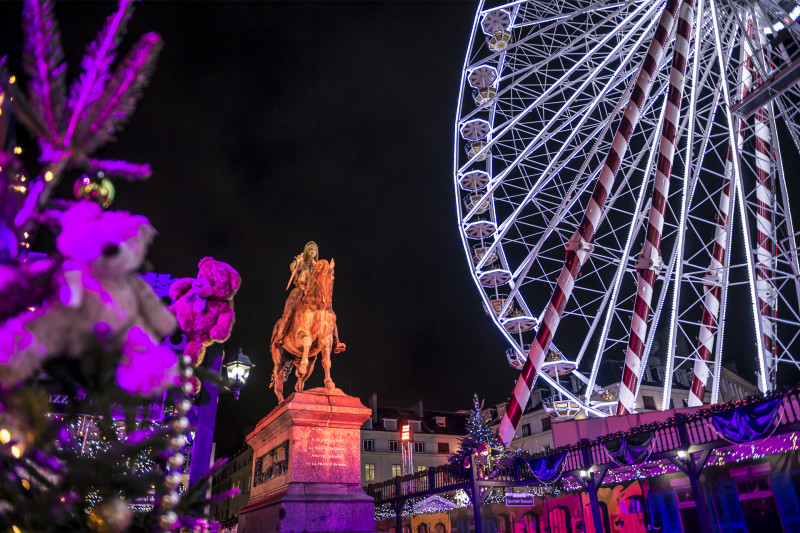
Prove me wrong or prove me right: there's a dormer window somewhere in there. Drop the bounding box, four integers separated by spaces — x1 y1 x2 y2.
383 418 397 431
435 416 446 427
409 421 421 432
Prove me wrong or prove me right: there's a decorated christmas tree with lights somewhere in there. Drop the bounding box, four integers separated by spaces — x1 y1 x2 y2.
451 393 504 465
0 1 231 531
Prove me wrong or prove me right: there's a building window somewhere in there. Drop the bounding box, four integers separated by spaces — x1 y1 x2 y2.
642 396 657 410
364 464 375 482
417 465 427 472
541 418 552 431
414 442 425 453
543 444 551 453
435 416 446 427
410 421 422 432
363 439 375 451
384 418 397 431
437 442 450 454
389 440 399 452
392 464 402 477
521 423 531 437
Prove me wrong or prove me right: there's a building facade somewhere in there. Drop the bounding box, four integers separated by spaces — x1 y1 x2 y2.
210 445 253 527
359 393 468 485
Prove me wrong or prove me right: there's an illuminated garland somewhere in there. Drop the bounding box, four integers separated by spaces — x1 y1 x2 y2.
57 409 190 514
376 431 800 522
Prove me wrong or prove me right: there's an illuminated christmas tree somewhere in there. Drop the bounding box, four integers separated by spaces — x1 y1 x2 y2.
451 393 504 464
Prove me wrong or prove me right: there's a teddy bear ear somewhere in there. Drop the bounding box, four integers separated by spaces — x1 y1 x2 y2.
138 224 156 242
198 257 213 269
231 271 242 292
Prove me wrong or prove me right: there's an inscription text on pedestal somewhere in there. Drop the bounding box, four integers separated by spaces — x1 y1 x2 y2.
308 435 349 468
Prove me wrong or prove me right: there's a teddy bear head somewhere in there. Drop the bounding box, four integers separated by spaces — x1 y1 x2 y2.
196 256 241 300
56 201 154 277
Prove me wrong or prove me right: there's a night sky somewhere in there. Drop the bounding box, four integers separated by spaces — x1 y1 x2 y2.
0 1 519 458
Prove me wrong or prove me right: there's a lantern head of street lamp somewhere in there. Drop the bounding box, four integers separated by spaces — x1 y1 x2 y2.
223 348 254 400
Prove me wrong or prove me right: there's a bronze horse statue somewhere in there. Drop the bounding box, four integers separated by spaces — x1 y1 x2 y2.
269 259 343 402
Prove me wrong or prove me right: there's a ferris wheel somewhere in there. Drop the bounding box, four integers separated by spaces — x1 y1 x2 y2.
454 0 800 438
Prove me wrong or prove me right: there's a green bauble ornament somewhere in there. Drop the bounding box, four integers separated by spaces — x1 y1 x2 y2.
73 174 116 208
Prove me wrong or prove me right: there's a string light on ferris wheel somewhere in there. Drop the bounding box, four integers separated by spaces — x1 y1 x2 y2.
454 0 800 443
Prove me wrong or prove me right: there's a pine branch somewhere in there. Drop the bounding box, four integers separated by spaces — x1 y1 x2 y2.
21 0 66 144
91 151 158 178
0 56 8 150
63 0 135 147
0 60 51 140
80 32 162 155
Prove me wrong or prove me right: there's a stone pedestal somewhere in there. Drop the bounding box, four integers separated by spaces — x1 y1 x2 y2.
238 388 375 533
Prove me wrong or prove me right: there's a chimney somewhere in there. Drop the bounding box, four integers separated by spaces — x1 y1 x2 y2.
410 399 423 418
369 392 378 422
496 402 507 419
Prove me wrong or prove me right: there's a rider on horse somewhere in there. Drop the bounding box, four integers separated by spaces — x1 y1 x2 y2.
275 241 345 353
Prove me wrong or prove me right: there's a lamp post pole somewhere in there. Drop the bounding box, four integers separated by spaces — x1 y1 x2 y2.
188 344 224 488
186 345 254 487
577 444 608 533
469 452 484 533
669 413 713 533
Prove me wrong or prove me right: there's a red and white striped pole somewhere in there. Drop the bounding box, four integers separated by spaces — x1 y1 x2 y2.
617 0 695 416
498 0 681 444
734 20 779 393
688 36 753 406
689 150 734 406
753 44 777 392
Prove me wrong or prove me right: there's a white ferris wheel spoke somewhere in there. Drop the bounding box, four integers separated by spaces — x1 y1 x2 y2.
455 0 800 424
473 9 664 274
459 0 660 223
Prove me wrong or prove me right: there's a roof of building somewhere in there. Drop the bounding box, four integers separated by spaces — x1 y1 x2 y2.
363 393 468 436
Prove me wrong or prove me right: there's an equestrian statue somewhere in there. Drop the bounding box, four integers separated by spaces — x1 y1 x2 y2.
270 241 345 402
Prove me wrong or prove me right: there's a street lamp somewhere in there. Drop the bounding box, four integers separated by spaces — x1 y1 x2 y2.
223 348 254 400
188 346 253 489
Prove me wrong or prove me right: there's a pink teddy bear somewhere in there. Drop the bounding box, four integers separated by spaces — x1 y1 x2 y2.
168 257 241 366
